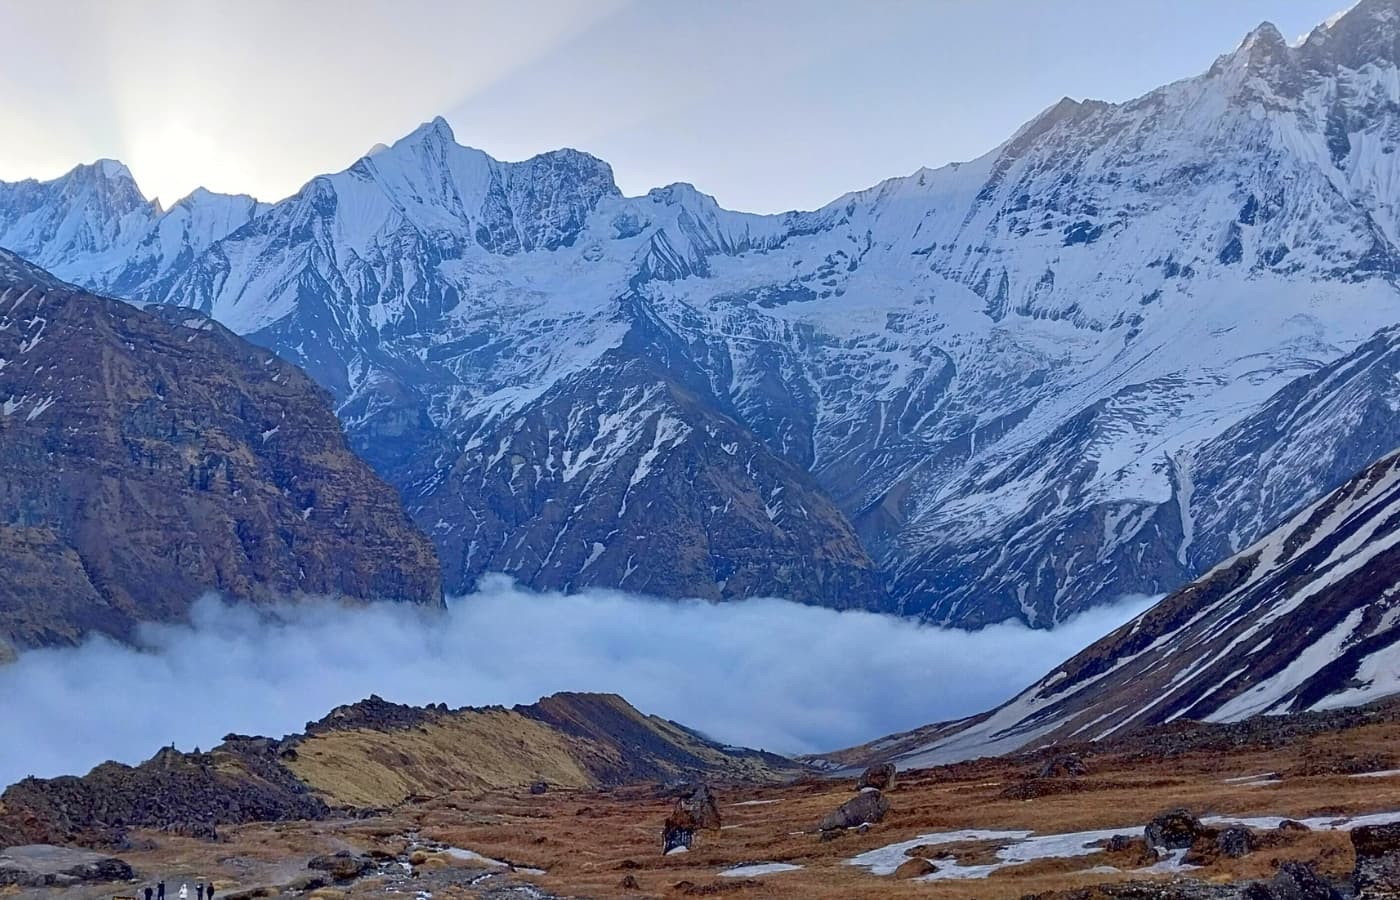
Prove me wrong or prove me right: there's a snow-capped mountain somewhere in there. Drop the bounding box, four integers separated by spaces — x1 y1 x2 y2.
6 0 1400 623
860 437 1400 768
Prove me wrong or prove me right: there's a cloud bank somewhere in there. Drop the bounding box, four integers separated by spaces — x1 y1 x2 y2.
0 578 1156 787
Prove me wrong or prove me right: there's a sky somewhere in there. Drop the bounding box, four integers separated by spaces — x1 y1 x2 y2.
0 578 1157 786
0 0 1351 212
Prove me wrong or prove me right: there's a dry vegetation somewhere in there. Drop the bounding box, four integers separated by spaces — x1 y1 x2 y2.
83 717 1400 899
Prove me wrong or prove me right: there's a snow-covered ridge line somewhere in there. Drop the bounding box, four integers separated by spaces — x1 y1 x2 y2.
4 0 1400 625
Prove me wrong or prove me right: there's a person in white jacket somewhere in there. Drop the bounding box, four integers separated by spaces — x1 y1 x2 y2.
178 884 188 900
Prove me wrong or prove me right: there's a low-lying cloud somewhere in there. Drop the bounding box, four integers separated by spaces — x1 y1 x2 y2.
0 577 1156 787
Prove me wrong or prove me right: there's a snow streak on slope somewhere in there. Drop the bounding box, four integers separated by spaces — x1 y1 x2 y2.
6 3 1400 624
873 442 1400 767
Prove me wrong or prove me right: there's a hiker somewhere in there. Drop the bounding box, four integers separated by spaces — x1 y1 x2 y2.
157 881 165 900
144 888 153 900
179 883 188 900
197 885 205 900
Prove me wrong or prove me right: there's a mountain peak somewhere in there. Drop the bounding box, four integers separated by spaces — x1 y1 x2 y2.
398 115 457 149
1301 0 1400 69
93 158 135 181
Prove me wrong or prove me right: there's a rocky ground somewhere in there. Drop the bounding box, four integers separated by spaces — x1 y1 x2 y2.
9 697 1400 898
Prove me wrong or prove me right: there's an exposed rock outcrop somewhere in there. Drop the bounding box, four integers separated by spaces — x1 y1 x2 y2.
0 250 442 649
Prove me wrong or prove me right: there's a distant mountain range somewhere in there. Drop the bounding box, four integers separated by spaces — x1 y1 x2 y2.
5 0 1400 627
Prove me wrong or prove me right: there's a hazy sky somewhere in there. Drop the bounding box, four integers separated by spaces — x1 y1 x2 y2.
0 0 1349 212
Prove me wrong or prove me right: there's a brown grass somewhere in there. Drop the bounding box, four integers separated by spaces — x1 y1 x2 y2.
94 717 1400 900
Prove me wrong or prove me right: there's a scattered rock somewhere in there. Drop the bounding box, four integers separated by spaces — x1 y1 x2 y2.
857 763 897 792
1244 860 1343 899
1278 819 1312 833
0 845 134 887
818 789 889 839
893 857 937 878
306 850 374 882
620 874 640 890
616 859 642 870
408 851 430 866
1217 825 1256 858
1353 822 1400 897
1105 834 1133 853
1037 753 1088 778
1145 807 1209 850
529 781 549 795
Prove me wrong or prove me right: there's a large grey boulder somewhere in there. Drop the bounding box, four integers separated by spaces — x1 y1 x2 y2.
0 844 134 887
818 789 889 837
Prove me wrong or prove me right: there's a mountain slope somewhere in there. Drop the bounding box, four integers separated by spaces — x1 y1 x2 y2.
0 692 796 849
9 1 1400 624
856 440 1400 768
0 250 441 650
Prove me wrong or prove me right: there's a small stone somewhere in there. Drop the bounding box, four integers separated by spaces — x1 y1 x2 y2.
893 858 936 878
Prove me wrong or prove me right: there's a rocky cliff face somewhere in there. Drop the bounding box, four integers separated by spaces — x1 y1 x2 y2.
0 250 441 649
9 2 1400 625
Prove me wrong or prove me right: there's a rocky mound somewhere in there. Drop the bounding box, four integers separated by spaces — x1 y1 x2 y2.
0 692 798 849
0 249 442 649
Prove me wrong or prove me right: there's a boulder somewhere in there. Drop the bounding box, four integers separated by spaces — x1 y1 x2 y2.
1244 861 1342 900
1037 753 1088 778
857 763 896 792
1217 825 1255 858
620 874 640 890
660 784 722 855
1145 807 1208 851
893 858 936 878
529 781 548 795
818 789 889 837
306 851 375 882
1278 819 1312 833
0 845 134 887
1353 822 1400 897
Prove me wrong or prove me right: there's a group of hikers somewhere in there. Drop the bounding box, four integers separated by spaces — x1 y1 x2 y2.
141 881 214 900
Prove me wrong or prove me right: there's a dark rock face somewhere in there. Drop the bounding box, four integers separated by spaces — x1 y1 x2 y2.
0 845 133 887
395 322 884 608
1145 808 1207 851
857 763 896 791
817 790 889 836
1353 822 1400 897
0 251 442 649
